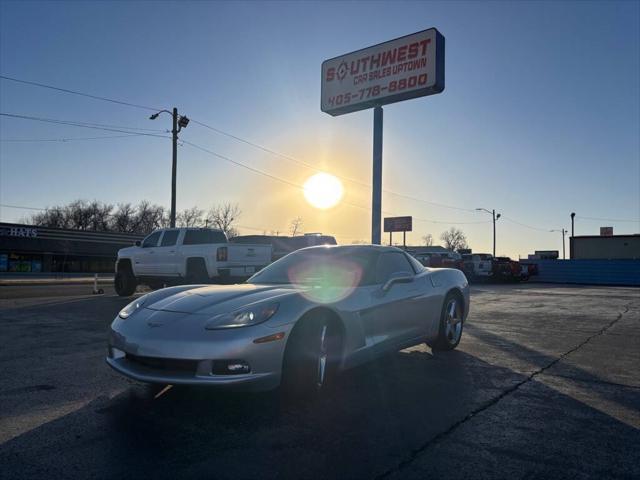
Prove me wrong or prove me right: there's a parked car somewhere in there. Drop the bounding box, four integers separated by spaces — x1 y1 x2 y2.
106 245 470 396
462 253 494 281
491 256 522 282
114 228 272 296
413 251 464 271
232 233 337 261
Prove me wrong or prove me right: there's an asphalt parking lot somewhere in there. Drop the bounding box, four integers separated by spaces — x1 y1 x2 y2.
0 283 638 479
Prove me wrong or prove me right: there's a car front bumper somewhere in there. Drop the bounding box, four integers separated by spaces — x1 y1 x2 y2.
105 353 280 391
106 312 290 391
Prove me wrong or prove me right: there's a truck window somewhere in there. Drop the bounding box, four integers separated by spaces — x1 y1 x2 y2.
142 231 162 248
183 229 227 245
160 229 179 247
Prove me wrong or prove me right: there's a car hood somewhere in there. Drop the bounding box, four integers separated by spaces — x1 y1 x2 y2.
143 283 299 315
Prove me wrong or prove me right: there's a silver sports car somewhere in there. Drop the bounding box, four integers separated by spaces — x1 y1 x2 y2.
106 245 470 395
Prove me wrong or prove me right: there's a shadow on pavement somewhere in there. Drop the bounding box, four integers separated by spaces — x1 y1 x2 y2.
1 346 639 480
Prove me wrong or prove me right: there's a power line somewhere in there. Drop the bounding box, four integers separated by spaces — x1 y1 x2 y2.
0 74 486 215
0 133 154 143
0 112 170 138
0 74 164 112
0 204 44 211
181 139 490 226
576 215 639 223
191 118 476 213
502 216 556 232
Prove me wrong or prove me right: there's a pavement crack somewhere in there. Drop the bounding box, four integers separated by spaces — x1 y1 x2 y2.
374 304 631 480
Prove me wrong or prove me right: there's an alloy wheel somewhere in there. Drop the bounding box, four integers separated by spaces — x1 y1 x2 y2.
444 299 462 345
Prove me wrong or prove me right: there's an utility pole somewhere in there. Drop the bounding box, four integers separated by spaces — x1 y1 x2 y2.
171 108 178 228
550 228 568 259
476 207 501 257
149 108 189 228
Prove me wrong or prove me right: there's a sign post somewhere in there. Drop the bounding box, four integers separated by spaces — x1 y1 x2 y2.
384 216 413 248
321 28 444 244
372 107 383 244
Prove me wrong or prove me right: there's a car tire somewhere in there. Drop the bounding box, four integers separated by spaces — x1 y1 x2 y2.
282 316 340 399
114 269 137 297
431 293 464 351
186 259 209 284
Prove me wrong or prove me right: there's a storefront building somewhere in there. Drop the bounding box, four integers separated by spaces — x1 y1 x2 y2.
0 223 143 274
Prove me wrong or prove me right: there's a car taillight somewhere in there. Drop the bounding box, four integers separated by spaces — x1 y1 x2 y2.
217 247 228 261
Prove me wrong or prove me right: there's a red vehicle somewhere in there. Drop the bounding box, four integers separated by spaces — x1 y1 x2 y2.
491 257 529 282
412 251 464 271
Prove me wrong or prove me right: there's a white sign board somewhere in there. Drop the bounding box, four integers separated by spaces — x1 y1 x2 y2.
321 28 445 116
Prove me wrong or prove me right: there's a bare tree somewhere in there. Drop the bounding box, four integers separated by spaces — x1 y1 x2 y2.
440 227 469 251
87 200 113 231
206 203 241 237
30 200 114 231
178 207 204 227
30 205 68 229
422 234 433 246
111 203 136 233
131 201 167 234
289 217 303 236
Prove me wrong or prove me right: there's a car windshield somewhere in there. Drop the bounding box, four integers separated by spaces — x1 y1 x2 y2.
248 248 377 287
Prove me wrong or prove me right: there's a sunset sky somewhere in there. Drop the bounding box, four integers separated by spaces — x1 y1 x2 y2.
1 1 638 258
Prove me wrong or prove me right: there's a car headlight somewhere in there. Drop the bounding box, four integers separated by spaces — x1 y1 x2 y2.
205 303 279 330
118 296 147 319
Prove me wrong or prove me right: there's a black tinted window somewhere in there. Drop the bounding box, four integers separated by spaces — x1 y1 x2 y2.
142 231 162 248
376 252 414 283
183 229 227 245
249 248 378 286
160 230 179 246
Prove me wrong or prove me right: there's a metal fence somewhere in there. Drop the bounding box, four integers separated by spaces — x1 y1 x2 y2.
521 259 640 286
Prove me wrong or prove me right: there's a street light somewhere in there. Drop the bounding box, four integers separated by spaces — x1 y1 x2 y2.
476 208 501 257
149 108 189 228
550 228 568 260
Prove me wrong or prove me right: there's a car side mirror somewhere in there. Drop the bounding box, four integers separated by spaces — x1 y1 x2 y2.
135 240 141 247
381 272 414 293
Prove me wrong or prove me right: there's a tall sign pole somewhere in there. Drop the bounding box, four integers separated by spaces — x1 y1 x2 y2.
321 28 444 244
372 106 383 244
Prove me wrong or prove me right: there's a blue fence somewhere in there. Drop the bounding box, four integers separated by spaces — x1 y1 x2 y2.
521 259 640 286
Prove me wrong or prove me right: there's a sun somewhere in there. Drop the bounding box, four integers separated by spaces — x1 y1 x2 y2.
303 173 344 209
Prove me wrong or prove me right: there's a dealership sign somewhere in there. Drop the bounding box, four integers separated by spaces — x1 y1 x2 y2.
384 216 413 233
321 28 445 116
600 227 613 236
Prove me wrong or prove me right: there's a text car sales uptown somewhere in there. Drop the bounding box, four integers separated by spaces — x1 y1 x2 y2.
324 38 431 107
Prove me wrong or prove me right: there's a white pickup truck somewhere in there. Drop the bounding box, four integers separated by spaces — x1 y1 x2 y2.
114 227 272 296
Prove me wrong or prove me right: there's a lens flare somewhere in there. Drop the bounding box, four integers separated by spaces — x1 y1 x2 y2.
303 173 344 209
288 257 362 304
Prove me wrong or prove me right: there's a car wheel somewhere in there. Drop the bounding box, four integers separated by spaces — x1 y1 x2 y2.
282 317 339 399
432 293 464 351
114 269 137 297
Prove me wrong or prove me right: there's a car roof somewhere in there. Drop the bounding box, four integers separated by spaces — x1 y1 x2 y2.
296 244 406 254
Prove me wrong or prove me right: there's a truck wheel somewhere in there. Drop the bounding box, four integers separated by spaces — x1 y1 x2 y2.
186 259 209 284
114 269 137 297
